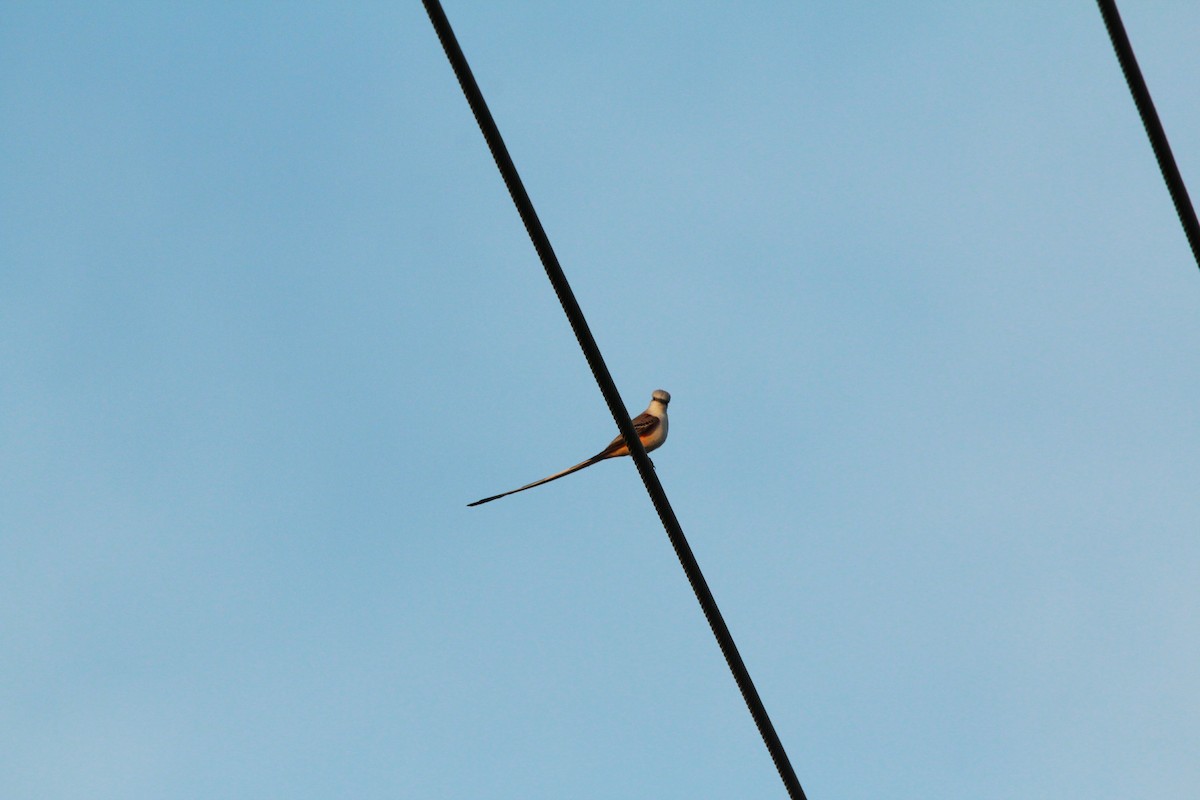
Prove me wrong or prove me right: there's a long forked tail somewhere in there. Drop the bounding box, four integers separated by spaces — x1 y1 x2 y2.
468 451 614 507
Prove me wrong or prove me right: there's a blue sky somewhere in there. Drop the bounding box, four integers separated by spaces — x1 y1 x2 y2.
3 2 1199 798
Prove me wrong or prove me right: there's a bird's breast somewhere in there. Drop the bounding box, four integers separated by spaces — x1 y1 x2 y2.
643 414 668 452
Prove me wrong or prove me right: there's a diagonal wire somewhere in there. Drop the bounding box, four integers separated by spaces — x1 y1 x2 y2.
421 2 808 798
1095 0 1200 271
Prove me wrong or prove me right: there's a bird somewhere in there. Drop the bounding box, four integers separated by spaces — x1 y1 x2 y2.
468 389 670 507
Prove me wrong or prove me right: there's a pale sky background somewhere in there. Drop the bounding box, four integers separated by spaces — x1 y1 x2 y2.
3 3 1199 798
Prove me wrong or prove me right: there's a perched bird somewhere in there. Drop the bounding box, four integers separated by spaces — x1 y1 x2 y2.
468 389 670 506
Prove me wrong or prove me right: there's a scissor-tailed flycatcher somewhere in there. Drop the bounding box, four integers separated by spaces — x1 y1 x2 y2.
468 389 671 507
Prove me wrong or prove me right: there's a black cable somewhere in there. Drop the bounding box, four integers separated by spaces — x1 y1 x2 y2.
421 2 808 798
1096 0 1200 271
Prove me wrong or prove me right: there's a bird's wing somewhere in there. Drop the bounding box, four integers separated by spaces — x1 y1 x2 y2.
633 411 660 437
595 412 659 458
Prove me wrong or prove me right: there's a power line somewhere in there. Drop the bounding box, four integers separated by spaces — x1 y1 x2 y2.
421 2 809 798
1095 0 1200 271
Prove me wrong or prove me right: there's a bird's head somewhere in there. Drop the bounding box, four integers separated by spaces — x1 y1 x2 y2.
651 389 671 406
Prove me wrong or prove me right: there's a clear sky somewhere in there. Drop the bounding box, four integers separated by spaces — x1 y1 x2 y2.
3 2 1199 798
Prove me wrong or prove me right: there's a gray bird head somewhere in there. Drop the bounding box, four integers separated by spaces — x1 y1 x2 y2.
651 389 671 405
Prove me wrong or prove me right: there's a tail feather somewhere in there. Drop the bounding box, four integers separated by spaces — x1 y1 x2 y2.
468 451 612 507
